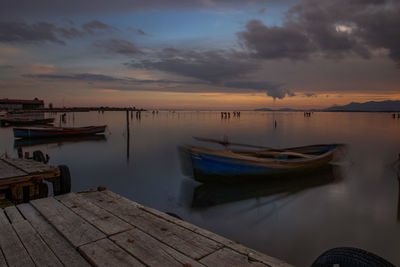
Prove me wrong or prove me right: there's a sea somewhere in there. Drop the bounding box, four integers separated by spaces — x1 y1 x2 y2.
1 110 399 266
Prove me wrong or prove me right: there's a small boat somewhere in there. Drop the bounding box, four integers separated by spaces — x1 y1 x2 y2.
0 118 54 127
13 125 107 139
181 137 345 183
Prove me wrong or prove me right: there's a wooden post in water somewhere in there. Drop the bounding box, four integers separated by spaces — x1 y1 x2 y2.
126 110 130 161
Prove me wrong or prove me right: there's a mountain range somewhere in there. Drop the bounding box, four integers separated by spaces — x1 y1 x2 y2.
255 100 400 112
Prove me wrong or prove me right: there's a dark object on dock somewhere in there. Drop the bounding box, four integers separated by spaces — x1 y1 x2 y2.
311 247 395 267
0 117 54 127
13 125 107 138
181 137 345 183
0 157 71 205
32 150 49 164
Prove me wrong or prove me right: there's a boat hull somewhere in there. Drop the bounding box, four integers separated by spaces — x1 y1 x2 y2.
182 144 343 183
13 125 107 139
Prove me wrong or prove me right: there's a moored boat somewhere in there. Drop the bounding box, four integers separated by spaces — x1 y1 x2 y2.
13 125 107 139
181 142 345 183
0 118 54 127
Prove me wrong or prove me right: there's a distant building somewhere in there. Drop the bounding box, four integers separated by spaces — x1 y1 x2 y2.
0 98 44 110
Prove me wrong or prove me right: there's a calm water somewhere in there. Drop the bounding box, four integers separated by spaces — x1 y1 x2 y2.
1 111 400 266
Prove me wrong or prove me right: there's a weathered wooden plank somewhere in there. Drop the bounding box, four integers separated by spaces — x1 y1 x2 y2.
80 191 222 259
4 205 25 223
117 192 291 267
0 159 26 179
0 210 35 267
17 203 91 267
2 158 56 174
200 248 267 267
30 197 106 247
0 247 7 267
102 190 291 267
12 220 63 266
79 238 145 267
56 193 133 236
110 228 204 267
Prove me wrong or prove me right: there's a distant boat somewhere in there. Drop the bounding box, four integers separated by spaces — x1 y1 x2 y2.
0 118 54 127
13 125 107 139
181 138 344 183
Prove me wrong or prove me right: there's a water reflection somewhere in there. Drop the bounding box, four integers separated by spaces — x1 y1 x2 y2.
14 135 107 148
190 166 341 208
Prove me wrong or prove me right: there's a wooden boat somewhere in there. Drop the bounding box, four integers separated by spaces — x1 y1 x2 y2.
13 125 107 139
0 118 54 127
181 140 344 183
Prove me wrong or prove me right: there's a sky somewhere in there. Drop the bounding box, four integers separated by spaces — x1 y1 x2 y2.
0 0 400 109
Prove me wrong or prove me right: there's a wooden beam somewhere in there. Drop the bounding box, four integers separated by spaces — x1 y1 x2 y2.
79 238 145 267
30 197 106 247
18 203 91 267
0 210 35 267
56 193 133 236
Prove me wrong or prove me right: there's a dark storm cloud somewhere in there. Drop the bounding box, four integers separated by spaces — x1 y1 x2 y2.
238 0 400 64
0 21 64 44
23 71 293 97
94 39 142 55
224 80 295 99
126 49 296 98
238 20 313 60
129 49 260 84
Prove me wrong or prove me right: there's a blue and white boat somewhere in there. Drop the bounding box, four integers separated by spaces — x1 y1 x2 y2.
181 143 344 183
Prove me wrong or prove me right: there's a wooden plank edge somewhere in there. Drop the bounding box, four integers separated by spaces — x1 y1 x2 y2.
96 190 292 267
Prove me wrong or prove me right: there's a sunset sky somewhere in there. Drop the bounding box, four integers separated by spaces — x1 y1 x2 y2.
1 0 400 109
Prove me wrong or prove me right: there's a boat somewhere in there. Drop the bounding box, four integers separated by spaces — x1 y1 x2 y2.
13 125 107 139
180 137 345 183
0 118 54 127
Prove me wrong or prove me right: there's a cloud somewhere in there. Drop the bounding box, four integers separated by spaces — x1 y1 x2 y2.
128 48 260 84
237 0 400 64
22 71 295 98
238 20 313 60
0 21 64 44
82 20 114 33
94 39 142 55
223 80 295 99
0 0 299 19
0 19 115 44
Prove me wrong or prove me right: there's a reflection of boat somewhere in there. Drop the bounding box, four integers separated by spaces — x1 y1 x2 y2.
13 125 107 138
0 118 54 127
192 166 339 208
14 135 107 148
181 143 344 183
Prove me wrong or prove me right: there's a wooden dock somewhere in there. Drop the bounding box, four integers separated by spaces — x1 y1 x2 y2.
0 189 291 266
0 157 62 205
